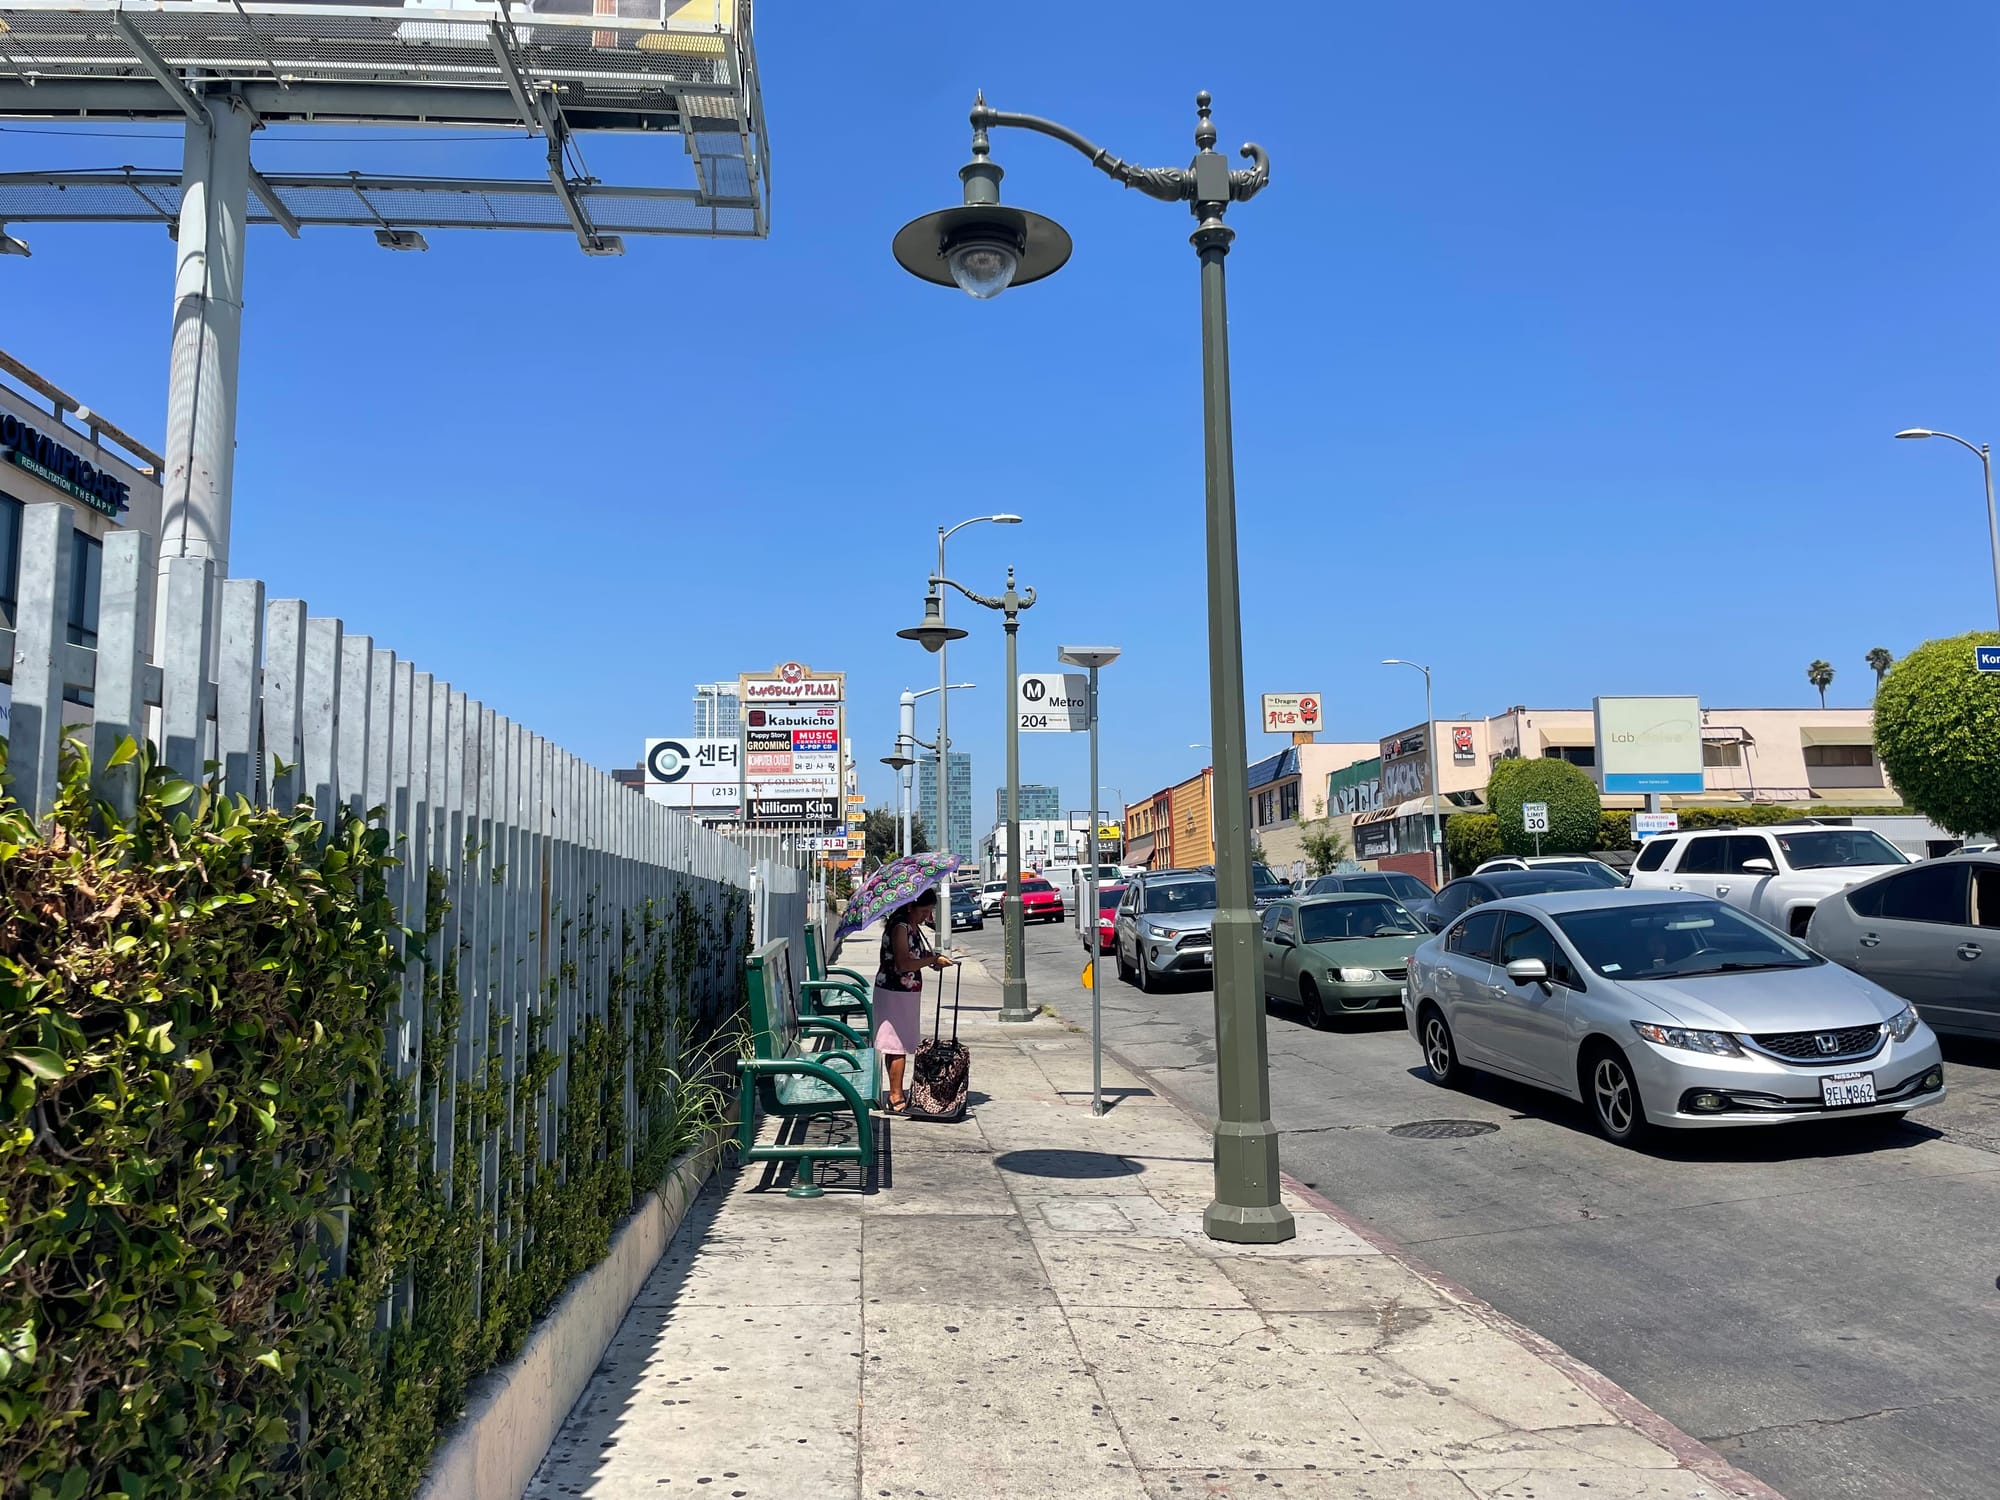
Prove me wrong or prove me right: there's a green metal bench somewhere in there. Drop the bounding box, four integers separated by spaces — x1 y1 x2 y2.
801 923 873 1029
737 938 879 1198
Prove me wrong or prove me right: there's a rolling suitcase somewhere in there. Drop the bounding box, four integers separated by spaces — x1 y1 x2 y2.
905 963 971 1123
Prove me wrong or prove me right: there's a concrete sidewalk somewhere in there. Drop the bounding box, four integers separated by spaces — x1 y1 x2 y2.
528 950 1781 1500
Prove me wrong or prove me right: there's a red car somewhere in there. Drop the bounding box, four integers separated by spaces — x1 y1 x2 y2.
1018 877 1066 923
1084 883 1127 951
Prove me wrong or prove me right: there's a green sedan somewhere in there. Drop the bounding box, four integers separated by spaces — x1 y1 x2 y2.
1261 893 1431 1028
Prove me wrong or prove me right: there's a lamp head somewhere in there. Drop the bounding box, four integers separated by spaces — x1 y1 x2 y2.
896 590 970 653
881 753 916 770
892 148 1072 298
991 513 1024 525
1058 645 1122 670
1894 429 1935 440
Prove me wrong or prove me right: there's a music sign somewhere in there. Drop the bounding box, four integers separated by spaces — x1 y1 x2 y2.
1260 693 1322 734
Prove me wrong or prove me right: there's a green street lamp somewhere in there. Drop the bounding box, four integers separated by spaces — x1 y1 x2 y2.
901 568 1039 1021
892 90 1292 1244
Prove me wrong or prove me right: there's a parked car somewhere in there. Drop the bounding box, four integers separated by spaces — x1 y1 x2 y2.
1018 877 1066 924
1195 861 1293 906
1408 889 1945 1145
1806 852 2000 1038
1473 855 1628 887
1305 870 1437 906
1083 883 1127 953
1261 894 1430 1027
1628 825 1908 937
1406 869 1603 932
979 880 1007 916
1115 871 1218 991
949 886 985 932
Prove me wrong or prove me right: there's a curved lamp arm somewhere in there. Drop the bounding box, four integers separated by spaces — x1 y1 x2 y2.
970 90 1269 208
933 570 1038 615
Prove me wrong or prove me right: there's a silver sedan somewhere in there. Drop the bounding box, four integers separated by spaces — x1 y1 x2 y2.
1406 889 1945 1145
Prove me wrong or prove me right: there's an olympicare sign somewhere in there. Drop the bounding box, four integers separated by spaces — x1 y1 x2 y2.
0 413 132 518
740 661 844 703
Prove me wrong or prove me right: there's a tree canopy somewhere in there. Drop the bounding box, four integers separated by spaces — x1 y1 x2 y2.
1486 756 1602 856
1872 632 2000 837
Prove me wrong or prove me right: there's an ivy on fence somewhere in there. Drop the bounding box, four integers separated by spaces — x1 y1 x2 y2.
0 737 748 1500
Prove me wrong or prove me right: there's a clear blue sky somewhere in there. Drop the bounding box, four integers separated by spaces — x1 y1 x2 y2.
6 3 1997 824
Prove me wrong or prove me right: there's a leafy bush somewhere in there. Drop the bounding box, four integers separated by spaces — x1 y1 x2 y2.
1444 814 1503 877
1873 632 2000 836
1298 821 1350 876
1486 758 1601 856
0 736 745 1500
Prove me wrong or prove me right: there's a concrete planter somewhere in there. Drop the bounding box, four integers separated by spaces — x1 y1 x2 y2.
415 1125 732 1500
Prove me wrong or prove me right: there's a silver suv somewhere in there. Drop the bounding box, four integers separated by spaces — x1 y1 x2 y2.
1114 871 1217 991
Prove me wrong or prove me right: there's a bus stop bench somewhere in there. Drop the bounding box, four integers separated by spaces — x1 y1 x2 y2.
801 924 873 1029
737 939 879 1198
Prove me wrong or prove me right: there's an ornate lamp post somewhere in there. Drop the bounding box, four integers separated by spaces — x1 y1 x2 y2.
892 90 1292 1243
902 569 1038 1021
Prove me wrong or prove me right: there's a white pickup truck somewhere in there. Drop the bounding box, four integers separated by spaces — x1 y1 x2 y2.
1627 824 1909 936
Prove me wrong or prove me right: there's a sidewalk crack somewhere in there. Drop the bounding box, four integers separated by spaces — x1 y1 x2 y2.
1709 1396 1970 1447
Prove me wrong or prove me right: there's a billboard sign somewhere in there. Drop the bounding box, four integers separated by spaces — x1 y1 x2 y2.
1451 725 1475 763
1594 696 1704 794
740 662 845 704
642 738 741 810
1017 672 1091 733
1261 693 1322 734
747 795 839 825
745 704 841 731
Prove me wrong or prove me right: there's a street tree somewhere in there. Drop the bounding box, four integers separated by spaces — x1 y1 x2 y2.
862 807 929 860
1298 820 1350 876
1486 757 1601 856
1866 646 1894 686
1807 659 1834 708
1872 631 2000 837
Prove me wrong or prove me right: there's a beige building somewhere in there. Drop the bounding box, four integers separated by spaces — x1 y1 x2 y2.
1247 741 1383 869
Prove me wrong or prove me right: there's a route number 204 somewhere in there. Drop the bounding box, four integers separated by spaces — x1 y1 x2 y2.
1020 713 1050 729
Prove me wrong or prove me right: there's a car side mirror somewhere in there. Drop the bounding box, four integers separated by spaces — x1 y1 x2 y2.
1742 858 1776 874
1374 926 1409 938
1505 958 1549 985
1426 914 1445 932
1273 933 1294 948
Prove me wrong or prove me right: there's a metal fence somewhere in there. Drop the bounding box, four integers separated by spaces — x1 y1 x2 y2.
2 500 801 1312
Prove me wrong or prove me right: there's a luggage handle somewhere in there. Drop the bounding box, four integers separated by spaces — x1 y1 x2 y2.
930 958 965 1044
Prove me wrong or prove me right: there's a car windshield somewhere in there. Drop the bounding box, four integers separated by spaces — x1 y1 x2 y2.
1251 862 1286 888
1550 861 1627 888
1021 880 1055 894
1773 829 1907 870
1492 873 1594 895
1553 900 1821 980
1097 887 1125 911
1145 880 1216 914
1299 899 1425 943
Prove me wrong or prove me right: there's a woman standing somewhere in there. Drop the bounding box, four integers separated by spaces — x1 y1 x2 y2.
874 889 953 1113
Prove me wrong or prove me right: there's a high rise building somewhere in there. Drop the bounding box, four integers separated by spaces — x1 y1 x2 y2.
917 752 975 862
1000 783 1061 822
691 681 741 739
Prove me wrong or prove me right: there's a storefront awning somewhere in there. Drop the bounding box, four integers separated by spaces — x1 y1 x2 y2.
1535 726 1595 749
1702 724 1756 745
1123 833 1159 866
1799 725 1875 747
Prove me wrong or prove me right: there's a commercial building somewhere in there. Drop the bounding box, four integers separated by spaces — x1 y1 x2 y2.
1 351 164 731
1002 783 1061 822
980 811 1125 878
691 681 741 739
917 752 974 862
1245 741 1382 872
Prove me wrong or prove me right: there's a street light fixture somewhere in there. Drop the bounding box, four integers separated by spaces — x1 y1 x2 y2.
908 567 1038 1021
893 89 1290 1245
1059 644 1121 1116
1894 428 2000 630
1382 659 1444 890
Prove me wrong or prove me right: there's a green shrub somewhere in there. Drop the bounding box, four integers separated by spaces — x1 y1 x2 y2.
1486 758 1601 856
1444 814 1503 877
1873 632 2000 836
0 736 746 1500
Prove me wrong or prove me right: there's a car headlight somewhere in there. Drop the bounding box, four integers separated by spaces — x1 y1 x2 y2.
1335 967 1382 984
1631 1020 1742 1057
1885 1004 1921 1042
1144 922 1175 940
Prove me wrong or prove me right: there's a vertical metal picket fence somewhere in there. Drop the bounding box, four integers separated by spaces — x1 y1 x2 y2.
1 500 803 1327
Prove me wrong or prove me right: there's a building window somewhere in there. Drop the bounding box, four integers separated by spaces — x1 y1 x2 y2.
1542 746 1596 768
1703 741 1743 768
1804 744 1875 768
67 530 102 649
1255 790 1275 826
0 494 21 626
1278 782 1300 822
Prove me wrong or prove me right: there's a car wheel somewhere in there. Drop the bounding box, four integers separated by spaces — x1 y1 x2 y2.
1299 976 1329 1030
1117 939 1134 983
1418 1004 1461 1087
1584 1044 1650 1146
1137 947 1155 993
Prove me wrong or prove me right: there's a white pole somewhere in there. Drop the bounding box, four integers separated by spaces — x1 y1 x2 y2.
899 690 916 856
1089 663 1104 1116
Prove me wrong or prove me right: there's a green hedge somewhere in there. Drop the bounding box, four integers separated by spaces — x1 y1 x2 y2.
1486 758 1601 856
0 737 745 1500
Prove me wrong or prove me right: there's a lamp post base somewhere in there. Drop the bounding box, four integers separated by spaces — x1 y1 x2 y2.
1203 1198 1296 1243
998 892 1033 1022
1204 1115 1295 1244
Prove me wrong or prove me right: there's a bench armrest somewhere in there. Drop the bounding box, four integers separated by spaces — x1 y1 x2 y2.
802 977 869 1009
739 1056 873 1112
829 966 871 988
798 1015 867 1048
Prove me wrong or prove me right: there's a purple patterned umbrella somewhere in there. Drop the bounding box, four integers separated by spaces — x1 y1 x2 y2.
834 852 962 944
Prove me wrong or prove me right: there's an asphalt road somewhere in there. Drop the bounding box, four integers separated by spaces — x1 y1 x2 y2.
949 910 2000 1500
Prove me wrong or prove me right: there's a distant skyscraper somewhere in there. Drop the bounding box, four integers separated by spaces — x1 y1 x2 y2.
917 752 974 861
1001 784 1061 822
692 682 741 739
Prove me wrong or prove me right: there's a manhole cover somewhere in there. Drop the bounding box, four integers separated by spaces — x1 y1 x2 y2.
1388 1119 1499 1140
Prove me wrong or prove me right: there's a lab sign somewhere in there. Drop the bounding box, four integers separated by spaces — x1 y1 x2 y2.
1017 673 1090 732
1260 693 1322 734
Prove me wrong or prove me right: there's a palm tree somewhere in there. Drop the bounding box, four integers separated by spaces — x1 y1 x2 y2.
1866 646 1894 686
1807 659 1834 709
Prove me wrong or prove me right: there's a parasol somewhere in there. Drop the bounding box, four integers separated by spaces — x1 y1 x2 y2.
833 852 962 944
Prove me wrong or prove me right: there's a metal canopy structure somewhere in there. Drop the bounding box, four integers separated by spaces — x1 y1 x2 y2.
0 1 768 241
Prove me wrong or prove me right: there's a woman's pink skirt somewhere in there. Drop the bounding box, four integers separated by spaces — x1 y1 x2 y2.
872 983 923 1056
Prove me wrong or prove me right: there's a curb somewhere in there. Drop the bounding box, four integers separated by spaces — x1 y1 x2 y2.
1061 1010 1789 1500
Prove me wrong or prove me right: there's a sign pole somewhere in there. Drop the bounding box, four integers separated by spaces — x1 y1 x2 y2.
1088 662 1103 1116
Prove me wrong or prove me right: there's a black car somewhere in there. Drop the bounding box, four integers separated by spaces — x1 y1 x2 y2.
1405 868 1602 932
1305 870 1436 906
949 887 984 931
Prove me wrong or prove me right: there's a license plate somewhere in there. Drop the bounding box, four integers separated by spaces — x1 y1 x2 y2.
1190 951 1211 966
1821 1071 1877 1108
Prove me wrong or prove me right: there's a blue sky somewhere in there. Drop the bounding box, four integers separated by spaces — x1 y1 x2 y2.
6 3 1998 824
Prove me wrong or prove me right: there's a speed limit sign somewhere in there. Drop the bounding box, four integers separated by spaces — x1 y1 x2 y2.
1522 802 1550 834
